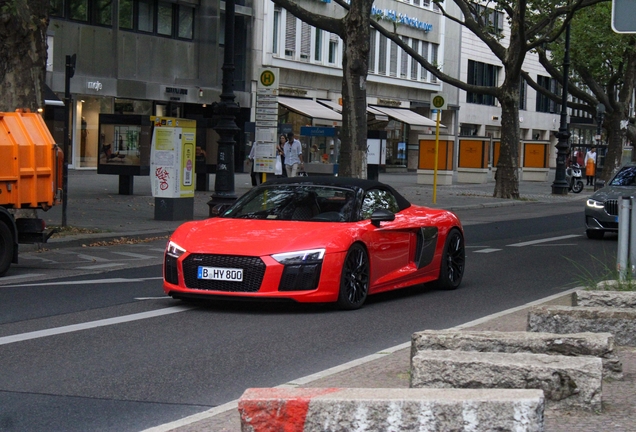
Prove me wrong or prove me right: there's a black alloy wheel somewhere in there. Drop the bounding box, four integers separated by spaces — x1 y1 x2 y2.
337 243 370 310
437 228 465 290
0 222 14 277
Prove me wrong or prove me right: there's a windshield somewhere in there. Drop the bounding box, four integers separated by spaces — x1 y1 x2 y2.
222 185 357 221
610 166 636 186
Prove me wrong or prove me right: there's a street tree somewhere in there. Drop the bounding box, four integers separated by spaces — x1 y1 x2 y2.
369 0 605 198
269 0 373 178
526 2 636 182
0 0 49 112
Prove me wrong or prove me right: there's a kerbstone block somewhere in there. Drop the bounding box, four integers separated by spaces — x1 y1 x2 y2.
411 330 621 380
410 350 602 411
575 290 636 309
239 387 545 432
528 305 636 346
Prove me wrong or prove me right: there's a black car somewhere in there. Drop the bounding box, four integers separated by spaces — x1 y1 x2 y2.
585 163 636 239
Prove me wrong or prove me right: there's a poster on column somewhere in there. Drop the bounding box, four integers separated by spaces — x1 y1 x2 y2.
150 117 196 198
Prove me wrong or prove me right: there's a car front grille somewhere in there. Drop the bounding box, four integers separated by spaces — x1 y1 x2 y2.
278 263 322 291
605 199 619 216
182 254 266 292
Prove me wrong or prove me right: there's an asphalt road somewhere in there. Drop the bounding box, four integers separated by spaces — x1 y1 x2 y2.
0 201 618 432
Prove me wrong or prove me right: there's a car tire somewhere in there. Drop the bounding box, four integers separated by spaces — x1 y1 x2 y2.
572 180 584 193
336 243 369 310
437 228 465 290
586 229 605 240
0 222 14 277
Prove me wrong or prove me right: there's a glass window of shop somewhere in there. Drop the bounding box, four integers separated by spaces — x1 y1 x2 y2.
75 96 113 168
368 118 407 166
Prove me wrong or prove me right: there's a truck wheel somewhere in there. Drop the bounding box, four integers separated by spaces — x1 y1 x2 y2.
0 222 14 277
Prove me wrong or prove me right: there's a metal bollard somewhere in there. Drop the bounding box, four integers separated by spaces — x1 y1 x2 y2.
618 196 632 281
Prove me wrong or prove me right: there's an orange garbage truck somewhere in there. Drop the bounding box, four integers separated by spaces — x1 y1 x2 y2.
0 110 63 276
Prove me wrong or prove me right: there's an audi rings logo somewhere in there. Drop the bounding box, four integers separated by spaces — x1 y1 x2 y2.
87 81 103 91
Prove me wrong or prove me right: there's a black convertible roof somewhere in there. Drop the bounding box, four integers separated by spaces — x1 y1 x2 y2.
261 176 412 210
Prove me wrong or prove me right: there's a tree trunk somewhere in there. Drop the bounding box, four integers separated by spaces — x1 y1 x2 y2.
0 0 49 112
493 85 520 199
338 0 373 179
601 113 627 182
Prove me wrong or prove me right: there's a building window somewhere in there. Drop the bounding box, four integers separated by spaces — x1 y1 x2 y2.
119 0 134 29
536 75 559 113
410 39 419 80
273 6 281 54
285 10 296 57
178 5 194 39
466 60 499 106
368 29 377 72
300 21 311 60
420 41 429 81
328 33 339 64
378 35 388 75
472 3 504 35
138 0 155 32
314 28 322 62
157 2 173 36
519 77 527 110
70 0 89 21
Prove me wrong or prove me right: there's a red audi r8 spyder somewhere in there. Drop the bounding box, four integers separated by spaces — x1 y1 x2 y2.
163 177 465 310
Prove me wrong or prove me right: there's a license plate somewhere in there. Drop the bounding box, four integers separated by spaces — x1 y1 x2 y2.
197 266 243 282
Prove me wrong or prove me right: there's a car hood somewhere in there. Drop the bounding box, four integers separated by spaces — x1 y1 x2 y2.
590 185 636 202
169 218 355 256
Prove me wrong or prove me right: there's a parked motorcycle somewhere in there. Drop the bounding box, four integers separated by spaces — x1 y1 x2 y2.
566 162 584 193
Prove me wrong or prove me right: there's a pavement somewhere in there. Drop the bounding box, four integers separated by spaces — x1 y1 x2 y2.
26 170 636 431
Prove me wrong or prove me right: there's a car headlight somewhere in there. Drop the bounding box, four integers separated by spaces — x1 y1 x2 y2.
166 241 186 258
586 199 605 209
272 249 325 265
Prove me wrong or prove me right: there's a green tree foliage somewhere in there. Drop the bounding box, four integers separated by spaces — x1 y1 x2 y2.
531 2 636 181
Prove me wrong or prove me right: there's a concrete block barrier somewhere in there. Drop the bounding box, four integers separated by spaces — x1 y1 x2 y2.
238 387 545 432
528 305 636 346
575 290 636 309
410 350 602 411
411 330 621 380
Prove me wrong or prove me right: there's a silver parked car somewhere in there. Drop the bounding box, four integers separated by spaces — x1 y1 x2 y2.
585 163 636 239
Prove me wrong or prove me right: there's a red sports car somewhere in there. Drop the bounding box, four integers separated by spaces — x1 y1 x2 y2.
163 177 465 310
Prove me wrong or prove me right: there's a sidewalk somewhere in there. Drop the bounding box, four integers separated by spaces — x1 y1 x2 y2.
40 169 591 247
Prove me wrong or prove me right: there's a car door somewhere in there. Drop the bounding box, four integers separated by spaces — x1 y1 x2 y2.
359 188 413 292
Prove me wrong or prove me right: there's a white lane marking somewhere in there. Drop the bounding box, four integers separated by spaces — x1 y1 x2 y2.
507 234 581 247
141 287 582 432
0 274 45 282
0 306 190 346
3 277 163 288
77 263 125 270
112 252 156 259
473 248 502 253
77 254 110 262
135 297 169 300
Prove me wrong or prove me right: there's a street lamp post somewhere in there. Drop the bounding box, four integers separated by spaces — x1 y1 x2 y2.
551 24 571 195
208 0 240 215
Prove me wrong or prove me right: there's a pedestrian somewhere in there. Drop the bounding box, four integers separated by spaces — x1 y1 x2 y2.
248 144 260 186
276 134 287 177
284 132 304 177
584 147 597 186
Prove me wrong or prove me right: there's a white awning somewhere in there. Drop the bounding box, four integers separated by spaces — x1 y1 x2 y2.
278 97 342 122
371 106 445 129
318 100 391 122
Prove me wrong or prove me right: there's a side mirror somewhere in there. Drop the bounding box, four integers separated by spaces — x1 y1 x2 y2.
370 208 395 227
210 203 230 217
